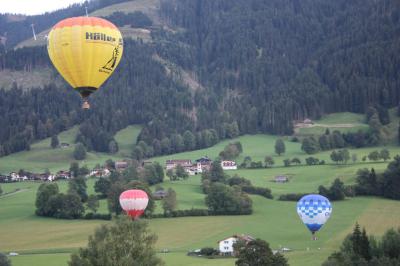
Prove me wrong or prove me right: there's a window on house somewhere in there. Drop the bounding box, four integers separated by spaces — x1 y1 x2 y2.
224 247 229 250
224 241 228 244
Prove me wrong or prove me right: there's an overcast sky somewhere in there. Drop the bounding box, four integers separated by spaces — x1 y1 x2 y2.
0 0 86 15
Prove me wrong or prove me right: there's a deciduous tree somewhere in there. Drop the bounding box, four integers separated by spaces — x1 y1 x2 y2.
274 139 285 155
69 218 164 266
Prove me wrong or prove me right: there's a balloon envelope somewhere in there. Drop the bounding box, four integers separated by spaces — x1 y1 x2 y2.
119 189 149 219
297 194 332 234
47 17 123 102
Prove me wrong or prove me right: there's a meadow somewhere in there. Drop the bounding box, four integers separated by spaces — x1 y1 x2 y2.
1 112 400 266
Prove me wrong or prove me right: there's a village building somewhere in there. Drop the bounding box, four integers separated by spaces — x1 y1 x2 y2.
87 168 111 178
55 170 71 180
186 163 203 175
165 157 213 175
0 174 11 183
218 234 255 256
221 160 237 170
9 172 29 182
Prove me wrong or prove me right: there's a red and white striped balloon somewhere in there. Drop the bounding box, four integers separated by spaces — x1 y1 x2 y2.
119 189 149 219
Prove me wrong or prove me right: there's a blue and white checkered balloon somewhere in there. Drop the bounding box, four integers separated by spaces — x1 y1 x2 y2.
297 194 332 234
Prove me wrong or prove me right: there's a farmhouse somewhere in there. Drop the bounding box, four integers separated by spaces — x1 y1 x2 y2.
218 234 255 256
221 160 237 170
274 175 289 183
165 159 193 170
195 156 212 171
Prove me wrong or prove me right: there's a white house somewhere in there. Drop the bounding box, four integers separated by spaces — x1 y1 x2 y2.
218 235 255 255
221 161 237 170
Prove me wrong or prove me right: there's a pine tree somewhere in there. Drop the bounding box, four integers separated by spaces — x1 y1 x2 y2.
73 143 86 160
51 135 59 149
360 228 371 260
351 222 362 255
398 122 400 145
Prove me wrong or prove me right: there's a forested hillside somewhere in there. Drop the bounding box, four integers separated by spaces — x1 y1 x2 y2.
0 0 399 157
0 0 131 49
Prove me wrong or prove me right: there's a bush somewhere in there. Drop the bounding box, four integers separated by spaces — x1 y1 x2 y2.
0 252 11 266
305 157 320 165
200 247 219 256
249 161 263 168
84 212 112 220
152 209 209 218
241 186 273 199
278 193 308 201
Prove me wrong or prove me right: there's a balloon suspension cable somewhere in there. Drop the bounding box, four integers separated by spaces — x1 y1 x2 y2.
312 232 317 241
82 99 90 110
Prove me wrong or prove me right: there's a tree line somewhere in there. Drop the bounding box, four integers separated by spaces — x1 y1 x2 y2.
323 223 400 266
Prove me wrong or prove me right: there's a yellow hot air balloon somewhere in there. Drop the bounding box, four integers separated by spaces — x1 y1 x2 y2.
47 17 123 109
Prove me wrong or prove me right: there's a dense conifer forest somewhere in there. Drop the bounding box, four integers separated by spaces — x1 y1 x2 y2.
0 0 399 156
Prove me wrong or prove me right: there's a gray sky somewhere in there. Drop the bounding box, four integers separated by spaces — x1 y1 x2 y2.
0 0 86 15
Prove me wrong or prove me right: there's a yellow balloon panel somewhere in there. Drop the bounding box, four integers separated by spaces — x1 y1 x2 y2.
47 17 123 93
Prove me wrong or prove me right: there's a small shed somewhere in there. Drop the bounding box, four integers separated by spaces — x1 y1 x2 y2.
274 175 289 183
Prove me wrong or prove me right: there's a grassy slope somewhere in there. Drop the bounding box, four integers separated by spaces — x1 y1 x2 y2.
113 125 142 157
0 125 141 174
16 0 159 49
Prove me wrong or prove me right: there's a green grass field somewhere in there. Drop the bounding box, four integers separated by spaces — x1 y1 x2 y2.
2 180 400 266
2 134 400 266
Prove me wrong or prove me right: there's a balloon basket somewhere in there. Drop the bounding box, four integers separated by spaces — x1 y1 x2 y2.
312 233 317 241
82 100 90 110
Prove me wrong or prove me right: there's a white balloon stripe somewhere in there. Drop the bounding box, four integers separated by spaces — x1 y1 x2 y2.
119 198 149 211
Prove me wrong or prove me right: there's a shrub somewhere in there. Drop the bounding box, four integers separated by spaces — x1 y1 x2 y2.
241 186 273 199
84 212 112 220
278 193 308 201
